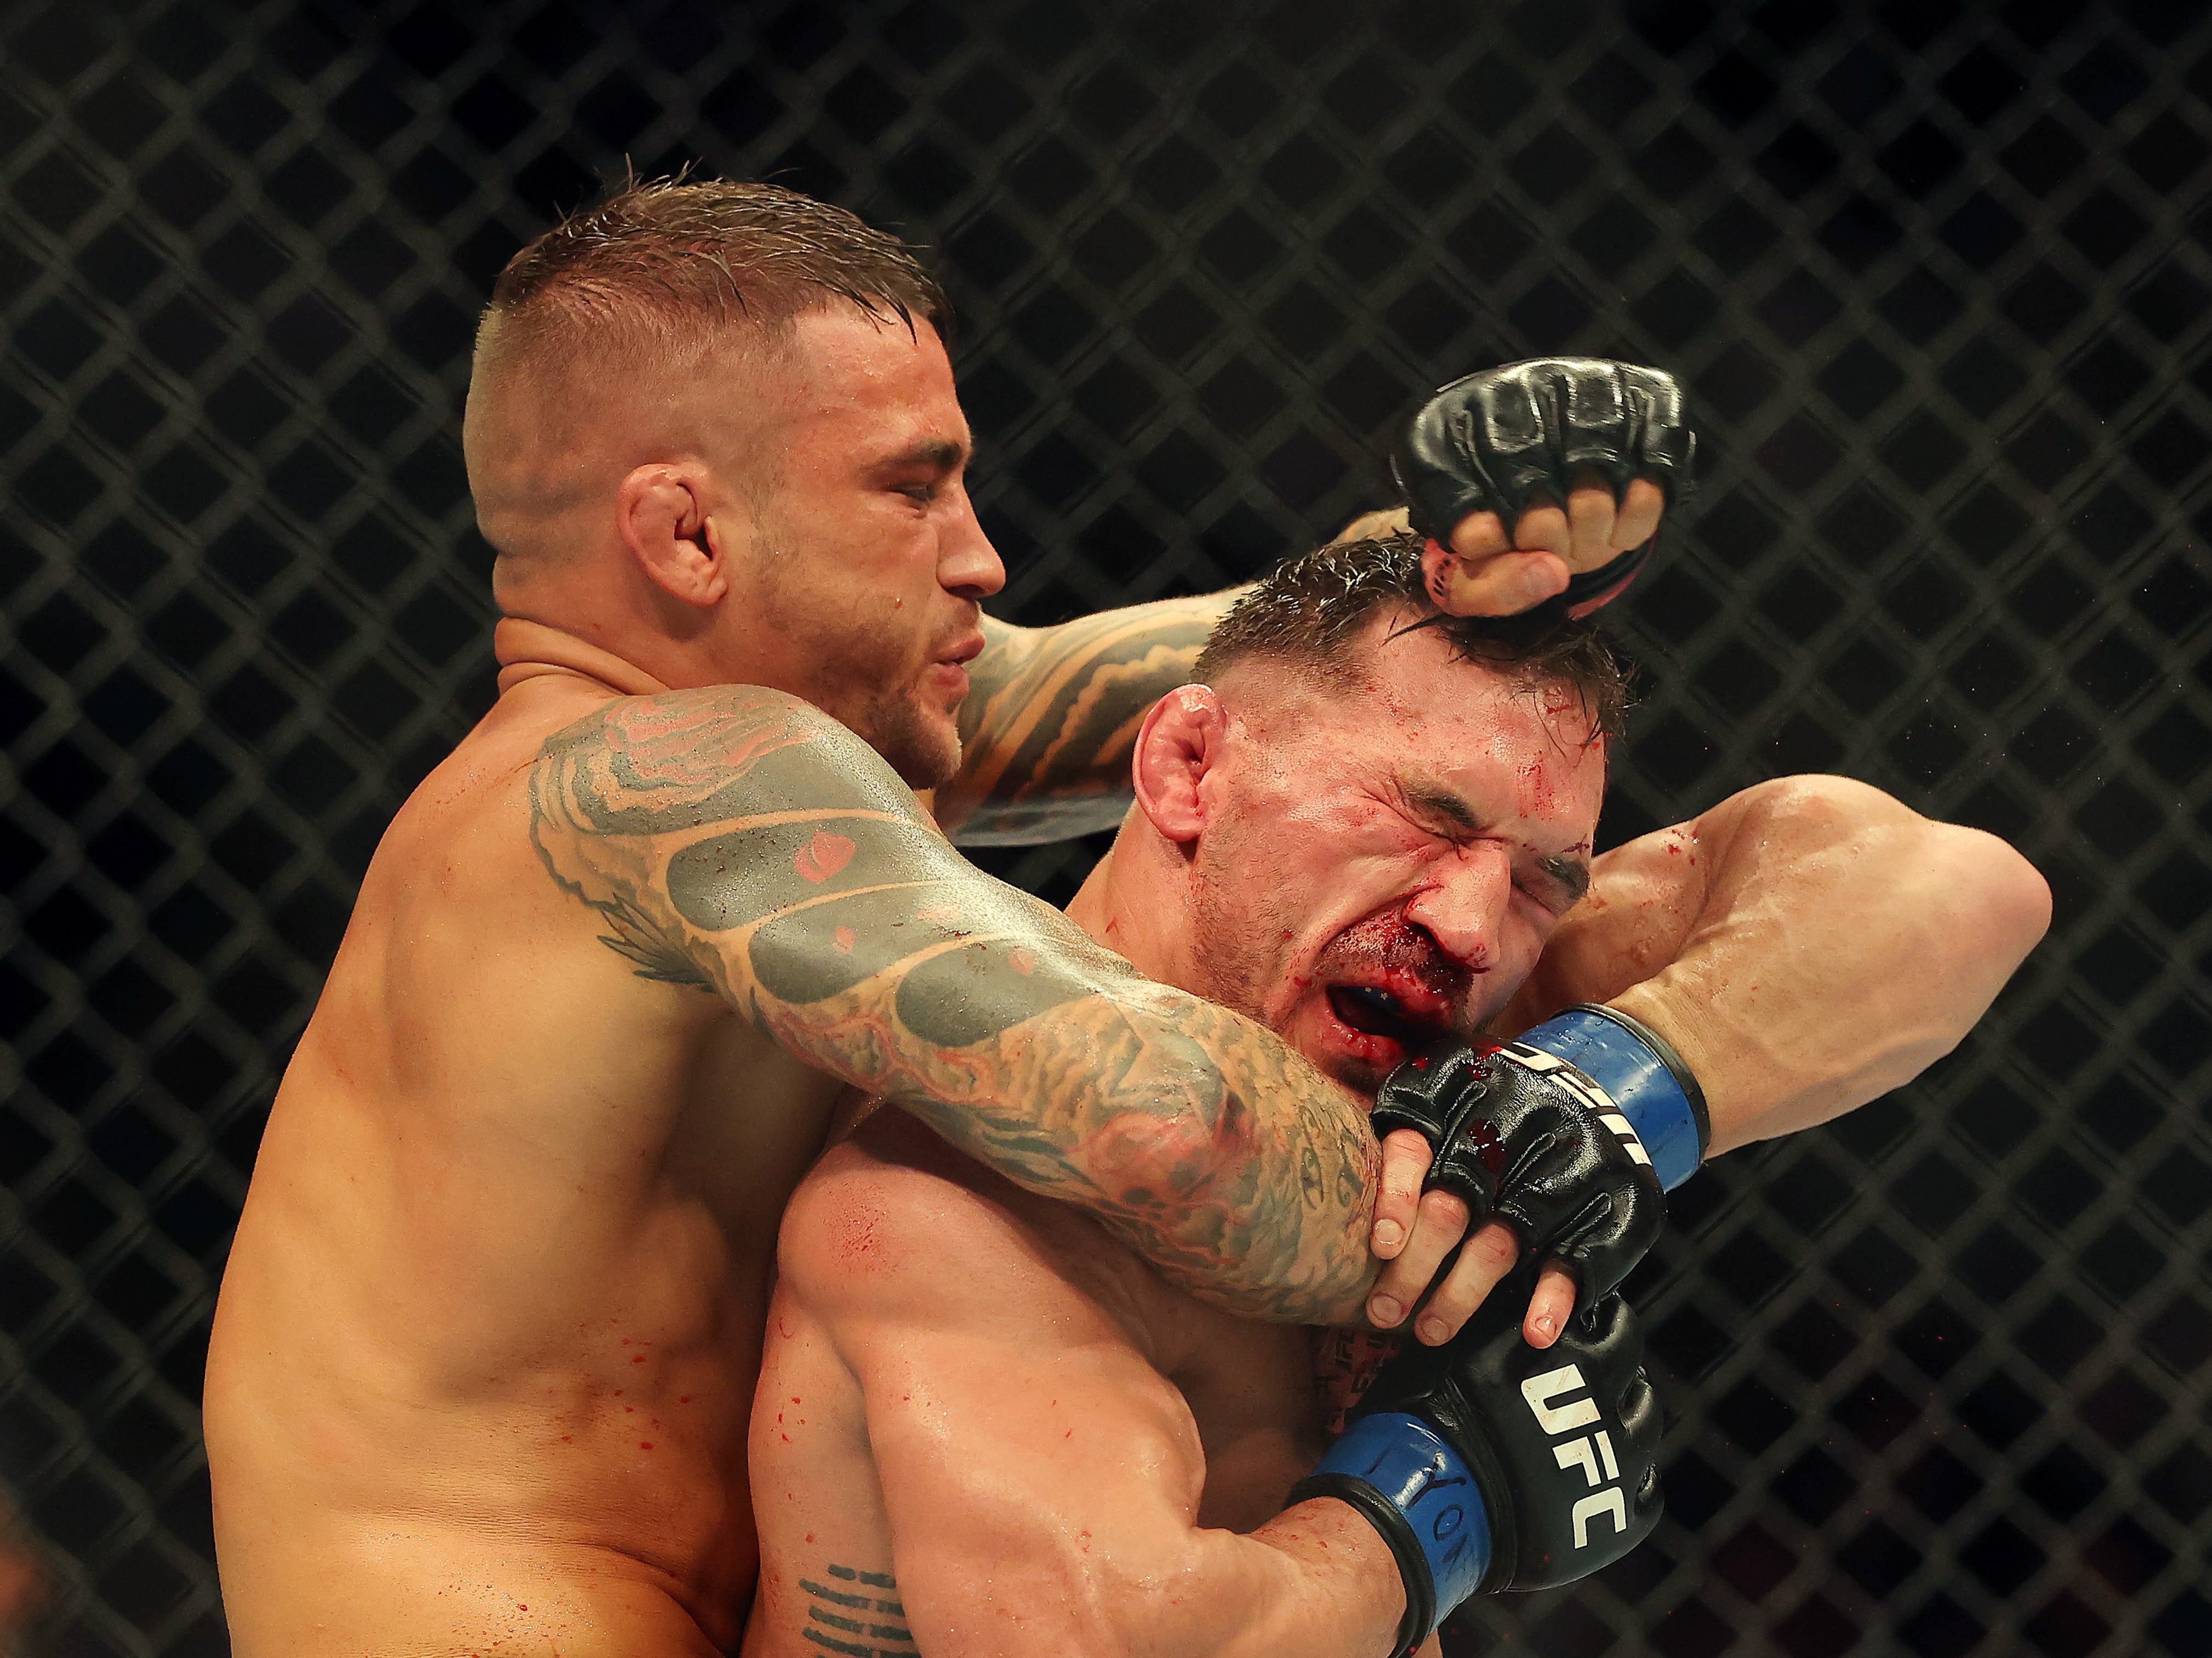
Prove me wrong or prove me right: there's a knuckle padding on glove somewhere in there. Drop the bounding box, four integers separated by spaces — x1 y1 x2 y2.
1392 357 1697 544
1371 1042 1667 1316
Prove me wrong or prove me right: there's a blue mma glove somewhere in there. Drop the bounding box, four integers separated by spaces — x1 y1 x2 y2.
1287 1275 1662 1654
1371 1003 1709 1316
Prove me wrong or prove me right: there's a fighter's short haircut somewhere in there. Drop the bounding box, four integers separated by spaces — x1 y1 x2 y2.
1193 530 1633 743
477 174 950 378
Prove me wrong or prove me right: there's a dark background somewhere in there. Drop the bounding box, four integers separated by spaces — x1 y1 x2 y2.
2 0 2208 1653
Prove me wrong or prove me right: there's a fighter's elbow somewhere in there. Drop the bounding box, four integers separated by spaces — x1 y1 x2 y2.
1091 1093 1251 1210
1752 775 2053 966
1928 823 2052 970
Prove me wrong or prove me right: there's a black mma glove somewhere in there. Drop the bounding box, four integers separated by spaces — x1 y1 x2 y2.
1392 358 1695 618
1372 1004 1709 1317
1286 1273 1662 1653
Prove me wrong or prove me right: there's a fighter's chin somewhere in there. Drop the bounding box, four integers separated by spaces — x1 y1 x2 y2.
858 695 964 790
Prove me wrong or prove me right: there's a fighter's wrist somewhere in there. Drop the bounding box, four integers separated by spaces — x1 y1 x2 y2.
1517 1003 1709 1190
1286 1413 1492 1657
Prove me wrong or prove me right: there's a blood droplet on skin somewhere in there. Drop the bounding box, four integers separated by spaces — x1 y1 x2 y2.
679 1396 691 1404
632 1354 646 1363
834 1202 886 1268
640 1442 653 1450
794 831 856 884
834 925 857 953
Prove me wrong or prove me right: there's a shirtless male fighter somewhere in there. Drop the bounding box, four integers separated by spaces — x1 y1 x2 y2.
203 181 1691 1654
746 535 2052 1658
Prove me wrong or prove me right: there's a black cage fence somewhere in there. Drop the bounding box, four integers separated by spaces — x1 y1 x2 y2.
2 0 2208 1654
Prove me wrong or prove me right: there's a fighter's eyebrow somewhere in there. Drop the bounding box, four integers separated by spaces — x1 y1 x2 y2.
1403 784 1483 834
879 436 967 473
1401 775 1590 905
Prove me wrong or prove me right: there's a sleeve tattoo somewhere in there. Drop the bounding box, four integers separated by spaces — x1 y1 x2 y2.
528 685 1379 1323
934 593 1246 845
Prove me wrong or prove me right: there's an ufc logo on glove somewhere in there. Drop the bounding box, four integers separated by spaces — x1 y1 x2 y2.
1520 1363 1629 1548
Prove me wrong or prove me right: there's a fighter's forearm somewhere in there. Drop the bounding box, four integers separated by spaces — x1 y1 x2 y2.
937 592 1246 845
1115 1502 1410 1658
890 1496 1406 1658
529 687 1381 1323
1502 775 2051 1157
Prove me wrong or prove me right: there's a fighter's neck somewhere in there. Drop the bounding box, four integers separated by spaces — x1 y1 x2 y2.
1065 842 1194 993
493 618 671 700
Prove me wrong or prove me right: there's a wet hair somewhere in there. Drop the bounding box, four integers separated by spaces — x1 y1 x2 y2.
476 173 950 379
1193 530 1632 742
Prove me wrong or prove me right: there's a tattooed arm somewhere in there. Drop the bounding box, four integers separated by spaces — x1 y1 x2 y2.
529 684 1382 1324
933 593 1245 845
927 490 1655 847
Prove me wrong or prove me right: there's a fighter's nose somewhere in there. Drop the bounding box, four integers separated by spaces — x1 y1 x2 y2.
1404 847 1513 972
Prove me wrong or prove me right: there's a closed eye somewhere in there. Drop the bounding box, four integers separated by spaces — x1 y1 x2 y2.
1519 853 1590 914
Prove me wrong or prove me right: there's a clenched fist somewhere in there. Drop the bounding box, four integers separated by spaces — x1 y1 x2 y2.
1390 358 1695 619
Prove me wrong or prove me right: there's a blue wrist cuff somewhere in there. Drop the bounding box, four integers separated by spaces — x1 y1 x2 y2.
1519 1005 1707 1191
1312 1413 1491 1615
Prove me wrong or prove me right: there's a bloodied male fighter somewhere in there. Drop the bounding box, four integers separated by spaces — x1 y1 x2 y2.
203 180 1687 1655
745 536 2051 1658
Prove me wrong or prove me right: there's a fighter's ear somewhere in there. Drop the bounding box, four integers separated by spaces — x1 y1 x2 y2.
1133 685 1225 844
619 462 734 609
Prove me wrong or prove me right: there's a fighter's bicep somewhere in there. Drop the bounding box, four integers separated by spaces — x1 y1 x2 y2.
532 685 1130 1025
852 1323 1210 1645
663 816 1119 1042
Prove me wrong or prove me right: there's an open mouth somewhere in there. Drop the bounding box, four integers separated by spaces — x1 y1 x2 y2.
1326 984 1444 1050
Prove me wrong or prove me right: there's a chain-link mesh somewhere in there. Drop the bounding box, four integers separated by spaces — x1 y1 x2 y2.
2 1 2207 1653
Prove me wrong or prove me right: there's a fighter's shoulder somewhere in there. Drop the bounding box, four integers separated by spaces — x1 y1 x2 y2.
779 1113 1154 1346
526 683 926 826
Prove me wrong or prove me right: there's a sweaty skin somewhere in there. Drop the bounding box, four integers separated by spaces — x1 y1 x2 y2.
204 309 1409 1657
748 628 1611 1658
746 618 2051 1658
